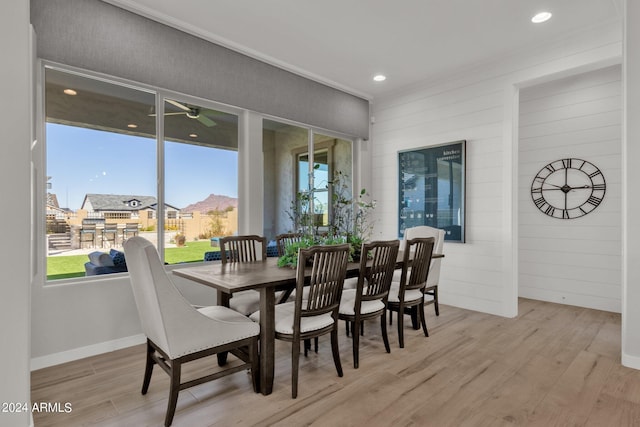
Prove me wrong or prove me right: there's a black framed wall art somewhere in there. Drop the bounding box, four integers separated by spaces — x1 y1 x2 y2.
398 140 466 242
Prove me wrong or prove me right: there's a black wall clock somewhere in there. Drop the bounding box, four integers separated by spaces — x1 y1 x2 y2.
531 158 606 219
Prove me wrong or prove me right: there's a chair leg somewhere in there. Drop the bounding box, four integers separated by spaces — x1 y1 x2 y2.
346 321 350 337
411 306 419 330
304 339 310 357
419 303 429 337
352 318 360 369
330 328 343 377
397 306 405 348
434 287 440 316
381 311 391 354
217 352 228 366
249 341 260 393
165 359 181 427
314 337 318 353
142 341 155 394
292 341 300 399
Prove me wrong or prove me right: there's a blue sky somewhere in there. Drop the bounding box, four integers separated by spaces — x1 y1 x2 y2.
47 123 238 210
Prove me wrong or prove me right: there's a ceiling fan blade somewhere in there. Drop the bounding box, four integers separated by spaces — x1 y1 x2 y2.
148 111 187 117
166 99 191 112
197 114 217 127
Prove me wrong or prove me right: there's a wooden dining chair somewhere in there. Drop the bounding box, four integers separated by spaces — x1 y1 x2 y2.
275 233 303 257
250 243 350 398
387 237 435 348
338 240 399 368
218 235 269 319
397 225 445 315
220 235 267 263
123 237 259 427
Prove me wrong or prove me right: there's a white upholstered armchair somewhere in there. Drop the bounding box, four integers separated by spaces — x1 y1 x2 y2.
123 236 260 427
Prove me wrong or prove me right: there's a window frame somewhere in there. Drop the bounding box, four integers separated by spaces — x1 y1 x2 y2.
35 61 360 286
37 61 243 284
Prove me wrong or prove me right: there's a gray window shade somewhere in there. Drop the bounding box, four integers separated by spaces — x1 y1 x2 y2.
31 0 370 138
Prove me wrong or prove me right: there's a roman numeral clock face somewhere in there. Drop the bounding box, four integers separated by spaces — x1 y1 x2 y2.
531 158 606 219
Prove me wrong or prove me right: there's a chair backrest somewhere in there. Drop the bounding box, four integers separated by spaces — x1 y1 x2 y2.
81 223 96 232
124 236 191 356
397 237 435 296
219 235 267 263
125 222 139 231
295 244 350 322
104 223 118 232
402 226 445 287
275 233 303 257
356 240 400 304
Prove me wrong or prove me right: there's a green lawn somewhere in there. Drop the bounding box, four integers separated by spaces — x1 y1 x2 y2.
47 240 216 281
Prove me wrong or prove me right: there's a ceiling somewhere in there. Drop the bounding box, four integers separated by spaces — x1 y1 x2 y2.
107 0 622 100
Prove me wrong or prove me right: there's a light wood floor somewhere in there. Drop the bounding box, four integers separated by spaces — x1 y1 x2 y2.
31 298 640 426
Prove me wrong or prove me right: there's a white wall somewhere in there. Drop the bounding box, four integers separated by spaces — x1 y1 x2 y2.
518 66 622 312
0 1 32 425
623 0 640 368
370 21 622 317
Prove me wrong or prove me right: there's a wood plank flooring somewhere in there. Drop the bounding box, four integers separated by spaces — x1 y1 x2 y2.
31 298 640 426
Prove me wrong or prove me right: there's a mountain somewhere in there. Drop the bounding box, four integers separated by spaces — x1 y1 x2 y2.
182 194 238 213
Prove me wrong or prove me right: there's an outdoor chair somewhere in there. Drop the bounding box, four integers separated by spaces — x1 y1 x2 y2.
79 223 97 248
102 222 118 248
388 237 435 348
338 240 399 368
122 222 139 240
250 244 350 398
123 236 259 427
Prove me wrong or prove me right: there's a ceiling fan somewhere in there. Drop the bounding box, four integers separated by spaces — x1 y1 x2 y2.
149 99 217 127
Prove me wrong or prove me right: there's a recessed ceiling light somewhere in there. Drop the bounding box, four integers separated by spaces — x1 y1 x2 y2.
373 74 387 82
189 133 198 138
127 123 138 129
63 88 77 96
531 11 552 23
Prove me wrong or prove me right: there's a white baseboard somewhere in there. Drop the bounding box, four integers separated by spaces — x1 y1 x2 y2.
622 352 640 370
30 334 146 371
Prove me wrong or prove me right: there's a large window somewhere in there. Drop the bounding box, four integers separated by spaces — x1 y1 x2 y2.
163 98 238 264
44 66 238 281
262 118 353 240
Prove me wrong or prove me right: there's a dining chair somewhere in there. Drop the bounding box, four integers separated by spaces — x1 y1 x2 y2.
123 237 259 427
219 235 268 316
250 243 350 398
338 240 399 368
275 232 303 256
387 237 435 348
220 235 267 263
397 226 445 315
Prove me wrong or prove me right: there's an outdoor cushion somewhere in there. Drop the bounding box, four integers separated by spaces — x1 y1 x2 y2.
88 251 114 267
109 249 127 267
250 301 334 335
338 289 385 316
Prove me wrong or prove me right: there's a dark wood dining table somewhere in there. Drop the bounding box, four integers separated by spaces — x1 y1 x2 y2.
173 253 443 395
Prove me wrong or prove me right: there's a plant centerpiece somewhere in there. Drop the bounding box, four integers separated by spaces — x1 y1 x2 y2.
277 168 376 268
329 170 376 261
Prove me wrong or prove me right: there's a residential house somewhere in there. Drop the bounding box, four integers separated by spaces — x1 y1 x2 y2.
80 193 181 220
3 1 640 426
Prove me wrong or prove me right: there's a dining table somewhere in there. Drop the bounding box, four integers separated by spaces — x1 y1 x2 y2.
173 252 443 395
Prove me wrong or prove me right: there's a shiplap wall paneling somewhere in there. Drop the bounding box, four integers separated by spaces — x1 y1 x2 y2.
518 65 622 313
371 76 506 315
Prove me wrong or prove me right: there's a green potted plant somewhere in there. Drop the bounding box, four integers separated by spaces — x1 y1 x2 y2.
329 170 376 260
